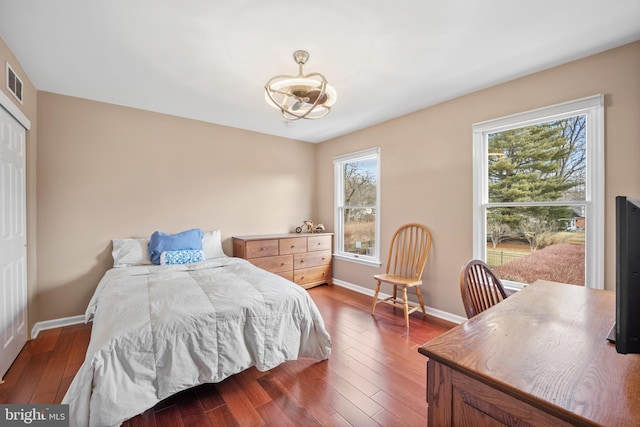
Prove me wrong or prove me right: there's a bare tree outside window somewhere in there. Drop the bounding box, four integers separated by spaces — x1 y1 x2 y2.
519 217 554 252
487 218 512 249
342 160 377 255
334 149 380 262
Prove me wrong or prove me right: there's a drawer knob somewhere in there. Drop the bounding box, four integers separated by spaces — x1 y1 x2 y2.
291 245 295 248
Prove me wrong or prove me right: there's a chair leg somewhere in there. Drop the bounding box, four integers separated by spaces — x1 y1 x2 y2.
402 287 410 329
416 286 427 318
371 281 381 315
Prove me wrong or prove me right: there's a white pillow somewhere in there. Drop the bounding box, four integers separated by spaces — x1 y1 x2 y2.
112 238 152 267
202 230 226 259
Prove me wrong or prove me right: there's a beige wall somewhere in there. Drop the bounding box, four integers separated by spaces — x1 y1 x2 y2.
36 92 315 321
0 37 39 332
316 41 640 318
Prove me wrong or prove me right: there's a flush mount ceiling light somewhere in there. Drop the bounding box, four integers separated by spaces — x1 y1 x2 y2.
265 50 337 120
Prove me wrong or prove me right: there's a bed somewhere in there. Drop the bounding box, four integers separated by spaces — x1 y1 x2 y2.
61 232 332 427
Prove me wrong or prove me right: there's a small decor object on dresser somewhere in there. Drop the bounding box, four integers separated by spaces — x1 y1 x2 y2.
295 220 326 233
295 220 315 233
233 233 333 289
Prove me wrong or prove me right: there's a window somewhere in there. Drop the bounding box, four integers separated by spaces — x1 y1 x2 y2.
334 147 381 266
473 95 604 289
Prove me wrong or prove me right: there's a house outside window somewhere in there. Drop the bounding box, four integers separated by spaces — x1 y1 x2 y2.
472 95 604 290
333 147 381 266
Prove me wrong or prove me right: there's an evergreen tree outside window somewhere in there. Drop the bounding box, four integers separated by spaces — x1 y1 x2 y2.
334 148 381 266
473 96 604 289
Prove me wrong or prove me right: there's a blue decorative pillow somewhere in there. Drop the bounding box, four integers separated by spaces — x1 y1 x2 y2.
148 228 203 265
160 249 204 265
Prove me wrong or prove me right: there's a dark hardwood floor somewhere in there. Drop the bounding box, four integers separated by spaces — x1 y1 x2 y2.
0 285 454 426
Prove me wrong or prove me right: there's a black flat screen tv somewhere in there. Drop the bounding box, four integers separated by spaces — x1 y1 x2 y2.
612 195 640 354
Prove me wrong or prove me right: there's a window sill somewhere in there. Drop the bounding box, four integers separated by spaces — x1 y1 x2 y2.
504 287 519 297
333 253 381 268
504 281 528 297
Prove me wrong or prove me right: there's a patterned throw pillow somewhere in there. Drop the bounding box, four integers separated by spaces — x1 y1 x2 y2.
160 249 204 265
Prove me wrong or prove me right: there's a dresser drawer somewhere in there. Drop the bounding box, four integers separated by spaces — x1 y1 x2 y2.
276 271 294 281
294 265 331 285
280 237 307 255
308 235 332 251
250 255 293 273
245 239 279 258
294 250 331 269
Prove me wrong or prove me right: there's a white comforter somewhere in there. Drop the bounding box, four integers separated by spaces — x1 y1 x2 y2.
62 257 332 427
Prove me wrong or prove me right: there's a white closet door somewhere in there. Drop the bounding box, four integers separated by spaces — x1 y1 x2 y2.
0 104 27 380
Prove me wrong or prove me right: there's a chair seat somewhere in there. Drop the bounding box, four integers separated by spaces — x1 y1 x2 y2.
373 274 422 287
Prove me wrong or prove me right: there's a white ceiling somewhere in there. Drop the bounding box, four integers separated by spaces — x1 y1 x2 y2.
1 1 639 143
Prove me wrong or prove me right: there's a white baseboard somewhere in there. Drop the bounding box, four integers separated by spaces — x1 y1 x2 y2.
331 278 466 325
31 315 86 339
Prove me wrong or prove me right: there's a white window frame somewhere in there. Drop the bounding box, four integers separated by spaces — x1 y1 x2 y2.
472 95 604 290
333 147 381 267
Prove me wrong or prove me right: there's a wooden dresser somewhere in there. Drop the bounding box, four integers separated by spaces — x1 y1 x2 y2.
419 280 640 426
232 233 332 289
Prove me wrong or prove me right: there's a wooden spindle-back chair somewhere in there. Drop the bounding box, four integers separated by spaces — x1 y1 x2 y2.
370 223 432 329
459 259 508 318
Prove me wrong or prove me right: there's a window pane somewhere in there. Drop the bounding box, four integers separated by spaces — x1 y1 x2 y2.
334 148 380 264
486 206 585 286
343 208 376 256
343 158 377 206
488 115 586 203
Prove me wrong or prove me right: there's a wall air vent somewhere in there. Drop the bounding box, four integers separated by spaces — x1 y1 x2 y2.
6 63 23 104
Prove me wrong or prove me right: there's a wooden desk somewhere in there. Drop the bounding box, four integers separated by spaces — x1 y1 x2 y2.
419 280 640 426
